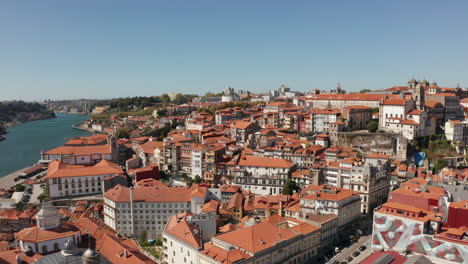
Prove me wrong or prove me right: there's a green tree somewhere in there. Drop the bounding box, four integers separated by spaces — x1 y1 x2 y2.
155 239 163 247
139 229 148 246
281 179 298 195
367 120 378 133
359 89 371 93
194 175 202 184
115 128 129 139
433 159 447 173
15 184 25 192
156 109 168 117
160 94 171 103
15 202 25 211
38 185 49 203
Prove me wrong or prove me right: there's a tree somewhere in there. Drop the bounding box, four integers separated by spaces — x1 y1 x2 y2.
15 202 25 211
160 94 171 103
367 120 378 133
115 128 129 139
433 159 447 173
281 179 298 195
139 229 148 246
156 109 168 117
359 89 371 93
15 184 25 192
38 185 49 203
155 239 163 247
194 175 202 184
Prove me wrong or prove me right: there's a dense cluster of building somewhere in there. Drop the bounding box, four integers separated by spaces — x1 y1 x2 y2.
1 80 468 263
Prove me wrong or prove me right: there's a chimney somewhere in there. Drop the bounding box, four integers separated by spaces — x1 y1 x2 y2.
123 249 128 258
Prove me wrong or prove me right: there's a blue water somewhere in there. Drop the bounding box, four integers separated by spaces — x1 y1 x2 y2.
0 114 91 177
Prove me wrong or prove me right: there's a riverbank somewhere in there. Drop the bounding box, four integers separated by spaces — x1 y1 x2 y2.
71 123 101 133
0 164 39 189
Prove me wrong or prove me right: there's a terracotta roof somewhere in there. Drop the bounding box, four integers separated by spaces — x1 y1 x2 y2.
0 249 43 264
139 140 163 154
231 121 255 129
382 97 406 105
214 215 318 254
407 109 422 115
164 213 202 249
301 185 359 202
220 184 240 193
44 144 112 155
226 155 294 169
135 178 168 189
365 153 390 159
64 134 108 146
45 159 123 179
425 100 443 108
401 119 419 125
202 200 220 213
227 193 244 210
104 185 192 203
15 222 79 243
202 242 251 264
99 233 156 264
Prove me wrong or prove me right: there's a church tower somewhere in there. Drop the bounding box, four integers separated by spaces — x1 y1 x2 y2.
414 83 425 110
36 201 61 230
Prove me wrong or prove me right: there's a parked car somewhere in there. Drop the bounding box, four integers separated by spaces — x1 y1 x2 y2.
346 256 353 262
359 245 367 251
352 251 360 257
330 260 339 264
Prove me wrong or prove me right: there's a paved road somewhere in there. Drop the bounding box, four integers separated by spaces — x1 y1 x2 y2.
29 184 43 204
329 235 372 264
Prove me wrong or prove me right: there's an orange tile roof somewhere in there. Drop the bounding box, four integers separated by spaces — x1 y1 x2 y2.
202 200 220 213
135 178 168 189
382 97 406 105
45 159 123 179
164 213 202 249
99 233 156 264
301 185 359 202
139 140 163 154
64 134 108 146
226 155 294 168
0 249 43 264
15 222 79 243
214 215 318 254
104 185 193 203
202 242 252 264
401 119 419 125
44 144 111 155
365 153 390 159
231 121 255 129
425 100 442 108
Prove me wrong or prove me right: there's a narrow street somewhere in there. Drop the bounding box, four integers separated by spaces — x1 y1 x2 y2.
328 235 372 264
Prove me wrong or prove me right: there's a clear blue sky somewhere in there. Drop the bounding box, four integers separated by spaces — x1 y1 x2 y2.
1 0 467 101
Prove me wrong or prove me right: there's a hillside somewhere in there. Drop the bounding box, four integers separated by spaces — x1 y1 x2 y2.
0 101 56 138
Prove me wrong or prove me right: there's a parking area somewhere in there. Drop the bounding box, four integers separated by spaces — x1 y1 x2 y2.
29 184 45 204
327 235 372 264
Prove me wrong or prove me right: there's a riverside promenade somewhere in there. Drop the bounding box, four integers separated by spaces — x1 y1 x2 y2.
0 164 40 189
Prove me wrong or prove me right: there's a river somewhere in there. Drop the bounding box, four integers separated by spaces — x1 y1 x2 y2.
0 114 91 177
